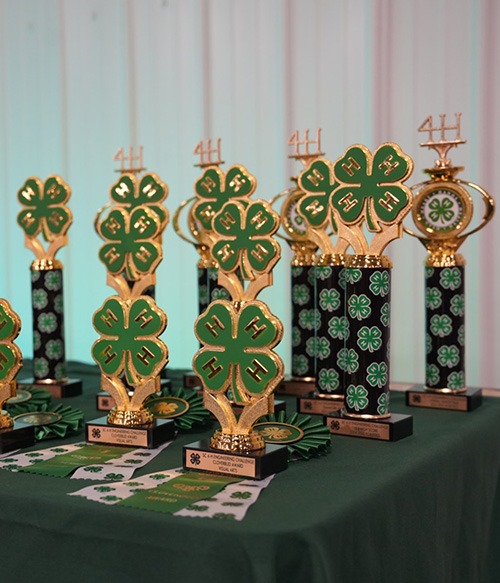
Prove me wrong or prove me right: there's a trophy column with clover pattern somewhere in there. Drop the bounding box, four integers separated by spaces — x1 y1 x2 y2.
0 299 36 452
87 155 174 447
291 140 351 415
17 176 82 398
183 173 288 479
405 114 494 411
271 130 321 397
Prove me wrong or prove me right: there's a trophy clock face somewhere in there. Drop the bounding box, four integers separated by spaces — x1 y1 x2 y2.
413 182 473 239
282 191 308 241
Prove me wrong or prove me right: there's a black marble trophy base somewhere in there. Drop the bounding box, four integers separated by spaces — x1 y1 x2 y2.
406 384 482 412
326 411 413 442
95 378 173 411
183 438 287 479
275 376 315 396
18 377 82 398
0 422 36 453
86 417 175 448
298 394 344 415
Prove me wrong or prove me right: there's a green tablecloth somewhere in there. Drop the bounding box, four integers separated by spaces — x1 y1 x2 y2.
1 362 499 583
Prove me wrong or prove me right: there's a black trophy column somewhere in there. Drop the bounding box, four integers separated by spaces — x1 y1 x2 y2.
314 256 346 397
31 267 67 381
424 264 465 392
291 263 315 379
198 266 209 315
343 261 391 418
207 265 230 305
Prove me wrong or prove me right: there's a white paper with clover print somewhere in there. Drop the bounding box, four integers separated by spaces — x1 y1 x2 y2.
69 468 274 520
0 442 85 471
70 440 172 481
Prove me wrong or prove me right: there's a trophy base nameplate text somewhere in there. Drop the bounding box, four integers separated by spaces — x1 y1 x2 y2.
18 377 82 399
326 411 413 442
276 376 315 396
183 373 201 389
298 394 344 416
183 438 288 480
406 384 482 412
0 421 36 453
86 417 175 448
95 378 173 411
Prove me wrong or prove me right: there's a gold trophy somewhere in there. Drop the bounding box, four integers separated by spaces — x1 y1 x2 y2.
183 163 288 479
17 175 82 397
87 147 174 447
405 114 495 411
270 130 321 397
298 142 415 440
0 299 36 452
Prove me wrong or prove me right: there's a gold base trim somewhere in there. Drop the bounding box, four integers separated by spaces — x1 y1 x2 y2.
425 253 466 267
31 259 63 271
346 255 392 269
316 253 347 267
290 376 315 383
0 412 13 429
342 410 392 421
210 429 265 453
317 393 344 400
424 385 468 395
33 377 69 385
107 408 153 426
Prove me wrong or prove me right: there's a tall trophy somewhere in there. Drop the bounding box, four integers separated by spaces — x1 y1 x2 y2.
87 148 174 447
271 130 321 396
299 143 414 440
94 148 171 411
0 299 36 452
183 165 288 479
17 176 82 397
173 140 231 389
405 114 495 411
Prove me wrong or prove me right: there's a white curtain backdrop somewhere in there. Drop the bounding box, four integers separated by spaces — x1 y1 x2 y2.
0 0 498 388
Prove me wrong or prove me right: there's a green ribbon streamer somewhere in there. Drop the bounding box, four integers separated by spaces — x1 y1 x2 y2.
22 445 134 477
117 471 242 514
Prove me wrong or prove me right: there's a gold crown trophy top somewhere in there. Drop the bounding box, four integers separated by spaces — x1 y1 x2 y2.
183 142 288 479
405 114 495 411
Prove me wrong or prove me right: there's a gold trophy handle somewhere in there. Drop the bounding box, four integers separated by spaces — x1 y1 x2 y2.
454 179 495 241
173 196 199 245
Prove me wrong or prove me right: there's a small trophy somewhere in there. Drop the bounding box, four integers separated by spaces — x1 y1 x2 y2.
293 136 352 416
173 139 231 389
405 114 495 411
0 299 36 452
95 148 171 410
17 175 82 397
87 148 174 448
299 143 415 440
271 130 321 396
183 167 288 479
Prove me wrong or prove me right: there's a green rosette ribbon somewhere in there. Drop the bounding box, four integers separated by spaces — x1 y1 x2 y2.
255 411 331 461
5 386 52 411
144 387 211 430
12 403 84 440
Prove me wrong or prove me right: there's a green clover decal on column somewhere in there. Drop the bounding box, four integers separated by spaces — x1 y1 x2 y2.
109 173 169 228
0 300 22 384
17 176 72 241
92 296 168 386
298 159 339 229
211 200 280 280
98 207 162 279
193 300 283 404
192 165 256 231
332 144 413 231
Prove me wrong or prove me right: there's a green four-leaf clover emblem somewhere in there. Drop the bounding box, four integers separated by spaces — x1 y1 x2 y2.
298 159 339 230
193 300 283 403
109 173 169 228
212 200 280 280
98 207 162 279
332 144 413 231
0 300 22 384
92 296 168 386
346 385 368 411
193 165 256 231
17 176 72 241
